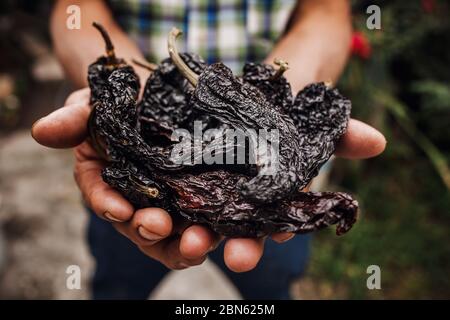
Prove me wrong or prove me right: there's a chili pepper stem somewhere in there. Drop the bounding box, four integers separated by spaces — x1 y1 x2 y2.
168 27 199 86
92 22 117 64
138 185 160 198
144 187 159 198
270 58 289 80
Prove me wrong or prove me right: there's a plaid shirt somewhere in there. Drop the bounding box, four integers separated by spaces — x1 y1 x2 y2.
107 0 297 73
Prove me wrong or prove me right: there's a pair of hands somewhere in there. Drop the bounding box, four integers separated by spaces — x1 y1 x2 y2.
31 87 386 272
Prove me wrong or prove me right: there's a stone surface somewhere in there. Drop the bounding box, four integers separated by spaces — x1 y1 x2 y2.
0 131 92 299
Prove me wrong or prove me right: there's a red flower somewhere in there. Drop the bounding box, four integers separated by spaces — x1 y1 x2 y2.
422 0 435 13
350 31 372 60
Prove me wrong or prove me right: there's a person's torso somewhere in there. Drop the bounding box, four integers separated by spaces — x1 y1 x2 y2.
107 0 297 73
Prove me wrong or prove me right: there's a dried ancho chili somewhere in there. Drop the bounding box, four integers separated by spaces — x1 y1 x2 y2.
87 23 359 238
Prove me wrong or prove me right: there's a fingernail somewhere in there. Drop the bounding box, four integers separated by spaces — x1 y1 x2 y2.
104 211 124 223
138 226 162 241
278 234 295 243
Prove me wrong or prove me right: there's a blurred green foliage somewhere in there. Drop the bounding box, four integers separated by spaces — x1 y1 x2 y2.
306 0 450 299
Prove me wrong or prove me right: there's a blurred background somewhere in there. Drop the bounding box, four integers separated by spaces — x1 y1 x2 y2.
0 0 449 299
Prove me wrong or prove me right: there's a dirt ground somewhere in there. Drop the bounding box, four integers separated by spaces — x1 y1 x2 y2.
0 131 243 299
0 131 92 299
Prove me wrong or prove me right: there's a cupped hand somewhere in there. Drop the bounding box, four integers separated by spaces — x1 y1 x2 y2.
31 88 386 272
32 88 214 269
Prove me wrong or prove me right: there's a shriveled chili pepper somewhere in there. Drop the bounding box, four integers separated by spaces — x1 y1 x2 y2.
88 22 133 104
86 23 359 238
242 59 293 113
168 28 306 203
103 166 358 237
167 28 351 204
87 23 188 171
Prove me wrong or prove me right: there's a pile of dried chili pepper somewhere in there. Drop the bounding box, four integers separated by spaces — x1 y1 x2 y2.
87 23 358 238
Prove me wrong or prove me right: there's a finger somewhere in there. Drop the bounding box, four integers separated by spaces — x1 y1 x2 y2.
112 207 172 246
335 119 386 159
74 157 134 222
271 232 295 243
65 88 90 105
179 225 221 260
113 221 160 248
136 236 206 270
163 237 207 269
132 208 173 243
224 238 265 273
31 93 91 148
114 209 206 269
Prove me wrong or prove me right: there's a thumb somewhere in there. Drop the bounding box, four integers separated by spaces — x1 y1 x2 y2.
31 90 91 149
335 119 387 159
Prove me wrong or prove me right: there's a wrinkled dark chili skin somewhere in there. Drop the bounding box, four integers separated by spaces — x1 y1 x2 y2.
192 62 304 203
102 167 358 237
89 65 189 171
86 23 358 238
102 162 181 213
162 170 358 237
242 62 293 113
191 63 351 202
290 82 351 183
88 56 126 104
138 53 207 132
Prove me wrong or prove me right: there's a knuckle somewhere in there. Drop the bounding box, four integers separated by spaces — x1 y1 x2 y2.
86 183 107 204
134 210 172 238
